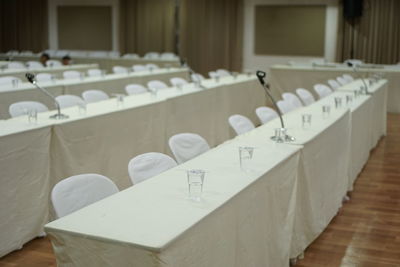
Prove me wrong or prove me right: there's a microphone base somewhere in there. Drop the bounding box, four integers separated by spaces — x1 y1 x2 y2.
49 113 69 120
270 134 296 143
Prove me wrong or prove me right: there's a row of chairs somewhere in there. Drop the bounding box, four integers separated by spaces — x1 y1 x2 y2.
112 63 161 74
4 60 63 69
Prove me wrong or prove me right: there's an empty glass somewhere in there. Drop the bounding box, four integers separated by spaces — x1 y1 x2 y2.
187 169 205 201
302 114 312 129
322 105 331 119
101 70 106 78
116 94 125 107
11 79 18 88
239 146 254 172
334 97 343 109
78 102 87 115
346 95 353 105
176 83 183 90
273 128 287 143
28 109 37 123
214 76 220 83
79 73 85 81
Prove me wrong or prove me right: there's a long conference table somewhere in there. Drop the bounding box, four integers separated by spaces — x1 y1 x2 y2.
269 63 399 113
0 74 266 258
43 79 387 266
0 68 189 119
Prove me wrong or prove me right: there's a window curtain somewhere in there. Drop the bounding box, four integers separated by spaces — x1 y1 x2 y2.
336 0 400 64
0 0 48 53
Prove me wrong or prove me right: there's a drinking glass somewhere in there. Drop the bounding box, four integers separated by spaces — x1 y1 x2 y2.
322 105 331 119
187 169 205 201
302 114 312 129
239 146 254 172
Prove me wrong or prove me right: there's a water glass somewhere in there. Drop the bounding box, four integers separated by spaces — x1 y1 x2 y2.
51 75 57 83
322 105 331 119
28 109 37 123
274 128 287 143
101 70 106 78
187 169 205 201
334 97 343 109
239 146 254 172
301 114 312 129
78 102 87 115
176 83 183 90
12 79 18 88
232 72 239 80
116 94 125 107
214 76 220 83
346 95 353 105
79 73 85 81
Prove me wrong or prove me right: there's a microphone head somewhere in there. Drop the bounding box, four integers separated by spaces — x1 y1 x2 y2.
346 62 353 67
25 73 36 83
256 70 266 85
180 58 186 67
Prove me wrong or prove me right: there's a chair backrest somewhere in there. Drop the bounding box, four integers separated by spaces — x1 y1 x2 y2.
216 69 231 77
82 90 109 103
147 80 168 91
56 94 85 108
0 76 22 87
228 114 255 135
26 61 44 69
296 88 315 106
160 52 176 59
128 152 177 185
125 84 148 95
46 60 62 67
63 70 82 80
144 52 160 59
191 73 205 82
313 84 333 99
36 73 53 82
327 79 341 90
170 77 188 87
87 69 103 77
132 64 147 72
113 66 129 74
282 92 303 108
168 133 210 164
122 53 139 59
51 173 119 218
208 71 218 79
277 100 297 114
7 61 26 69
9 101 49 117
255 106 278 124
342 74 354 83
336 76 348 86
146 63 159 70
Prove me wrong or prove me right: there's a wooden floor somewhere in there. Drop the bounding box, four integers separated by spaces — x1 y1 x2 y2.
1 114 399 267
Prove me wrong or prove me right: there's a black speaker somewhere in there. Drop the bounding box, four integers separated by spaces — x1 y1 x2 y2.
343 0 363 18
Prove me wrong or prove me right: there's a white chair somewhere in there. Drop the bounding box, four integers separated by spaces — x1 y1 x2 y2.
336 76 348 86
228 114 255 135
255 106 278 124
216 69 231 77
87 69 103 77
88 51 108 58
168 133 210 164
191 73 205 82
327 79 341 90
208 71 218 79
147 80 168 91
20 50 33 55
56 95 85 108
51 173 119 218
63 71 82 80
144 52 160 59
9 101 49 117
125 84 148 95
160 52 176 59
277 100 297 114
128 152 177 185
108 51 120 58
82 90 109 103
296 88 316 106
0 76 22 87
36 73 53 82
170 77 188 87
122 53 139 59
282 93 303 109
146 63 159 70
113 66 129 74
7 61 25 69
132 64 147 72
46 60 62 67
313 84 333 99
342 74 354 83
26 61 44 69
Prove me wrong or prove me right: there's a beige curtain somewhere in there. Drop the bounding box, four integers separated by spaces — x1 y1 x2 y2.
119 0 176 56
179 0 243 75
0 0 48 53
337 0 400 64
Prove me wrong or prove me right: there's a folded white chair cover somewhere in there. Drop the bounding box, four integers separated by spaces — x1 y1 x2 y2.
328 79 341 90
228 114 255 135
160 52 177 59
125 84 148 95
51 174 119 218
208 71 218 79
9 101 49 117
36 73 53 82
128 152 177 185
342 74 354 83
132 64 147 72
146 63 160 70
216 69 231 77
336 76 348 86
46 60 62 67
113 66 129 74
147 80 168 91
82 90 109 103
0 76 22 86
144 52 160 59
169 133 210 164
255 106 278 124
277 100 297 114
122 53 139 59
191 73 205 82
63 70 81 80
26 61 44 69
282 92 303 109
87 69 103 77
56 94 85 108
296 88 316 106
313 84 333 99
170 77 188 87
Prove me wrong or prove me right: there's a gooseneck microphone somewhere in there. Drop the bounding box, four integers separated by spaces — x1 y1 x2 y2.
256 70 295 142
180 59 205 89
346 62 370 94
25 73 69 119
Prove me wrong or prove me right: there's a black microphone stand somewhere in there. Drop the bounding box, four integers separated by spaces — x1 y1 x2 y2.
256 70 295 142
25 73 69 119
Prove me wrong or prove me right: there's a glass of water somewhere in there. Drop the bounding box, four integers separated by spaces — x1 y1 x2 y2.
28 109 37 123
334 97 343 109
322 105 331 119
302 114 312 129
187 169 205 201
239 146 254 172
